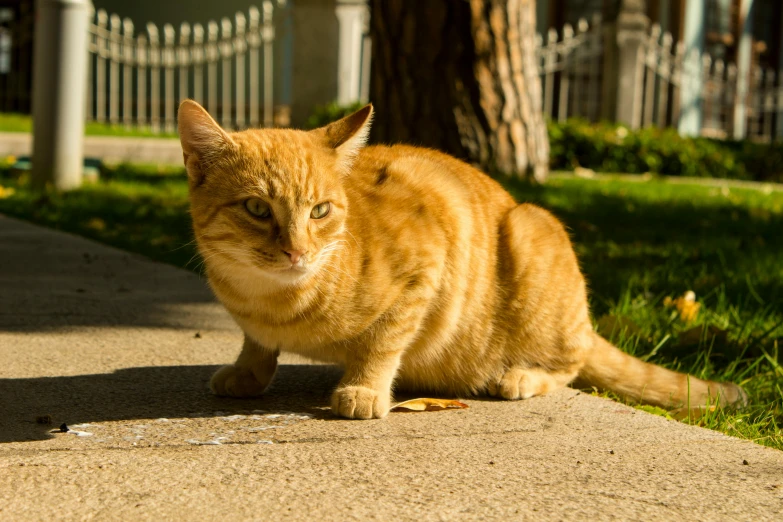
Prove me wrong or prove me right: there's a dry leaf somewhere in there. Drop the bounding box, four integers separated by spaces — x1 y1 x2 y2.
0 185 15 199
391 398 469 413
664 290 700 323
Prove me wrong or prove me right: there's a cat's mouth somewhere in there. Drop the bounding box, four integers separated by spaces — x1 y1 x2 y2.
266 258 313 278
239 250 321 284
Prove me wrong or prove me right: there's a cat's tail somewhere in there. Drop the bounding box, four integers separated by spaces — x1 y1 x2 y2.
577 332 748 409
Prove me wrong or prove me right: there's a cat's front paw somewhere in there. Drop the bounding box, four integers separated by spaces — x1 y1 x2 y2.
331 386 389 419
210 364 270 398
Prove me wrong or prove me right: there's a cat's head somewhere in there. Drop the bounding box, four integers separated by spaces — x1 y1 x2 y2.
178 100 372 286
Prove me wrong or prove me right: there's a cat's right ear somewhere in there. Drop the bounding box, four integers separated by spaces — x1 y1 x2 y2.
178 100 237 185
312 104 373 173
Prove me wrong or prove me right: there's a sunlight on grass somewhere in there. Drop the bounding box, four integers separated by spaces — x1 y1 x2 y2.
0 166 781 450
0 113 178 138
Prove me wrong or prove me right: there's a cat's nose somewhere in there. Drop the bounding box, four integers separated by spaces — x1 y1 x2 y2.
284 249 306 264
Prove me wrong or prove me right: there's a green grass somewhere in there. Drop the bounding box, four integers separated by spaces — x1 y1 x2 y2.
0 113 178 138
0 164 781 450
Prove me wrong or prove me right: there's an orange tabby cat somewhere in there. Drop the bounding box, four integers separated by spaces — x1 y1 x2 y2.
178 100 746 419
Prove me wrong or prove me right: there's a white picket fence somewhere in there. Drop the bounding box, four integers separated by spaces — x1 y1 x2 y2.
535 16 782 142
535 14 604 124
86 2 278 134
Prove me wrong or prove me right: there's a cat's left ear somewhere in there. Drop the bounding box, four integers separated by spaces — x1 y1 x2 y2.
313 104 373 170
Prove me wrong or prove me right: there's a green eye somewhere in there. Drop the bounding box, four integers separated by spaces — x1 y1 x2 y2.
244 198 271 218
311 202 331 219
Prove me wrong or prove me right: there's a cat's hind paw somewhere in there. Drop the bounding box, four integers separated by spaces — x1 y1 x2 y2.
331 386 389 419
210 364 269 398
487 367 558 400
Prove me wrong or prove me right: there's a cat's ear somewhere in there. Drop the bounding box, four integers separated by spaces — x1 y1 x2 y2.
313 104 373 170
178 100 237 184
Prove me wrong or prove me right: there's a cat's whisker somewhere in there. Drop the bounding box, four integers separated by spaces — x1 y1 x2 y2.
320 254 359 285
195 245 253 274
319 243 346 256
169 237 200 254
344 230 362 252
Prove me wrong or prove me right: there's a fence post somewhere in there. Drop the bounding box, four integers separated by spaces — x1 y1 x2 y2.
122 18 134 128
148 23 160 132
207 21 218 117
179 23 192 107
192 24 205 105
734 0 755 140
163 24 176 133
220 17 233 128
247 8 260 127
84 3 94 121
136 33 148 127
95 10 107 124
614 0 648 129
235 12 247 129
558 24 574 123
678 0 705 136
335 0 365 104
31 0 91 190
262 1 274 127
359 4 372 103
109 14 120 124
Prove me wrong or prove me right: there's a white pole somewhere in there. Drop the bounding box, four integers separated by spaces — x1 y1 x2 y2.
31 0 91 190
678 0 705 136
734 0 754 140
262 1 274 127
335 0 365 104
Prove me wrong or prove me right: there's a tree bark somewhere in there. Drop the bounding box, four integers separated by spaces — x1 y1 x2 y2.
369 0 549 182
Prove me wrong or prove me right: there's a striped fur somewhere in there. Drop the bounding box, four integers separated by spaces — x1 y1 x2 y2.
178 101 747 419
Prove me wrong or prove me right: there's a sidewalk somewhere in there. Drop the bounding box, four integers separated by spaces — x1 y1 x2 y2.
0 132 183 165
1 213 781 521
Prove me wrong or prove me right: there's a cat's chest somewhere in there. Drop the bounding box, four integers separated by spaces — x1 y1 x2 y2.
233 312 347 362
213 279 352 360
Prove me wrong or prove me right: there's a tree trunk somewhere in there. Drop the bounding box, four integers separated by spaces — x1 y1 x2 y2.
369 0 549 182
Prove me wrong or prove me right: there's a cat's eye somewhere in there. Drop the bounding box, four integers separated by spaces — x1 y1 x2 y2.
311 202 331 219
244 198 271 218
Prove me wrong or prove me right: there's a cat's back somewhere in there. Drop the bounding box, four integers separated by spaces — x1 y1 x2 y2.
348 144 515 216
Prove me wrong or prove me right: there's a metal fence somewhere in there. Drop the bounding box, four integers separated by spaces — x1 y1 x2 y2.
535 16 782 142
535 15 604 124
86 3 278 133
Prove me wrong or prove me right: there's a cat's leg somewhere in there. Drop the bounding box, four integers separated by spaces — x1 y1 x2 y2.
332 294 430 419
210 334 279 397
487 367 578 400
489 203 592 401
331 350 403 419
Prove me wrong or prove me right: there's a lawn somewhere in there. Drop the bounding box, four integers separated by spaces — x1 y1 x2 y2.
0 164 781 449
0 113 178 139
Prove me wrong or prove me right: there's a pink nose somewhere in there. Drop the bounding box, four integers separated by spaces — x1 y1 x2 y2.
284 249 306 264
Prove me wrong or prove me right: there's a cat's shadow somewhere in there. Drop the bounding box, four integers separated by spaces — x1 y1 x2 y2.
0 364 348 443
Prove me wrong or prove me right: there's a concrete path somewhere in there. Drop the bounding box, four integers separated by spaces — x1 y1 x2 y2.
0 132 182 165
1 214 781 521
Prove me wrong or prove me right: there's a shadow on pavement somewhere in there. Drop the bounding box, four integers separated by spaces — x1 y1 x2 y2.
0 364 344 443
0 214 231 332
